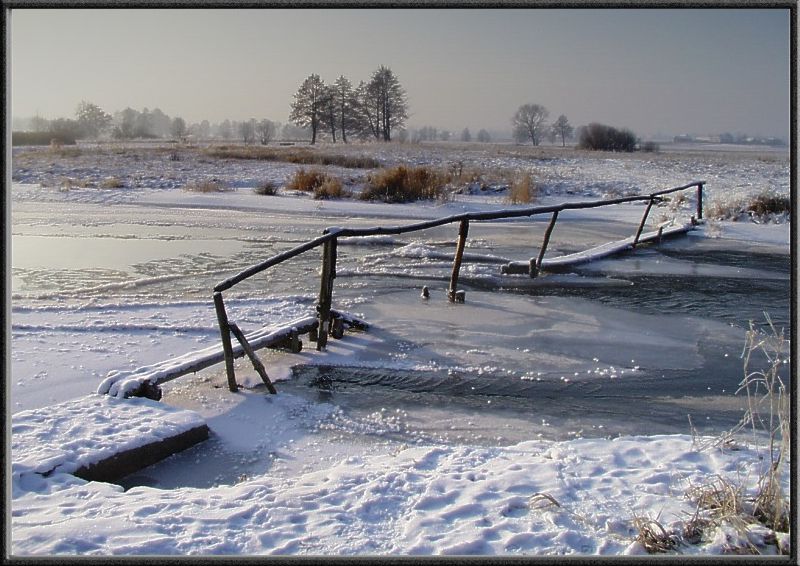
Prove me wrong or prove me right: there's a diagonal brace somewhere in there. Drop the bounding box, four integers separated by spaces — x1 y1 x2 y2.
229 322 277 394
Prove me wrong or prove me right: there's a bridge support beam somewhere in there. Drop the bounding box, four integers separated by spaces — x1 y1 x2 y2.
531 211 559 278
213 291 238 392
448 219 470 302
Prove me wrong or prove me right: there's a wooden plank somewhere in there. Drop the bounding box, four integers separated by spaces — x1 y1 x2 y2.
13 394 209 483
502 222 696 275
73 425 210 483
98 315 322 397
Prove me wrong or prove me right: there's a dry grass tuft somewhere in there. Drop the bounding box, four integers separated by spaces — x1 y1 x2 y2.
528 492 561 510
288 168 327 192
686 475 747 519
361 165 451 203
286 169 347 200
746 192 790 218
681 315 790 554
313 176 346 200
706 191 790 222
632 515 682 553
183 179 229 193
507 172 537 204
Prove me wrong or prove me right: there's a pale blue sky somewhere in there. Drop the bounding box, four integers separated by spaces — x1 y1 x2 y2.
10 8 792 139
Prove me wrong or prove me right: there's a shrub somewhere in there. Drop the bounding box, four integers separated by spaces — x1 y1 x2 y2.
183 179 229 192
287 168 328 192
313 177 346 200
507 172 537 204
253 180 279 196
286 168 346 199
578 123 638 152
706 191 790 222
747 192 791 218
360 165 450 203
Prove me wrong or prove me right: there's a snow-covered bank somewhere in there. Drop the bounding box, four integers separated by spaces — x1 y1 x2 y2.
10 387 788 556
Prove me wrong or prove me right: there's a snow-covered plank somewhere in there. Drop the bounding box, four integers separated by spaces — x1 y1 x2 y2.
502 222 696 275
97 311 367 399
11 394 208 483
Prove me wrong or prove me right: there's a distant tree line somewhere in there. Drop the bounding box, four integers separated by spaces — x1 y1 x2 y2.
12 101 299 145
289 65 409 144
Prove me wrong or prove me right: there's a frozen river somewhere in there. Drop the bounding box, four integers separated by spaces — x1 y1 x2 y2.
11 195 790 454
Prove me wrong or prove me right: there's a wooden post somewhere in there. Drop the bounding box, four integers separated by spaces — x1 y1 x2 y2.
696 183 704 220
531 211 558 278
632 199 655 249
213 291 238 392
316 237 337 350
229 323 277 394
448 219 469 302
331 317 345 339
290 329 302 353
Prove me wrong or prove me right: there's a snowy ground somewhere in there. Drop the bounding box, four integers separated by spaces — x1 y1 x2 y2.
9 141 792 556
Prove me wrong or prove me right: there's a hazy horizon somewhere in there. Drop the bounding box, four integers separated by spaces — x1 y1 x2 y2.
10 8 792 140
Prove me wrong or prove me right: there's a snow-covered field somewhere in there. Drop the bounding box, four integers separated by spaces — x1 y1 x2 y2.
9 141 792 556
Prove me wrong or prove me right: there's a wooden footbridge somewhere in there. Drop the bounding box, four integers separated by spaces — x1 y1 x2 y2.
98 181 705 400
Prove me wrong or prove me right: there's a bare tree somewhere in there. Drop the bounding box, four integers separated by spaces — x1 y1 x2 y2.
373 66 408 141
320 85 338 143
353 66 408 142
460 127 471 142
171 117 187 140
512 103 549 146
289 73 326 144
75 100 112 139
551 114 574 147
256 119 277 145
239 119 256 144
333 75 356 143
477 128 491 143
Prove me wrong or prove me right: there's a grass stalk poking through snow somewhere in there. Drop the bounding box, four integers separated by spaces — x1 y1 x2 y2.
679 314 790 554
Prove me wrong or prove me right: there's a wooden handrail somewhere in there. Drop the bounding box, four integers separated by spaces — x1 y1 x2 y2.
210 180 705 391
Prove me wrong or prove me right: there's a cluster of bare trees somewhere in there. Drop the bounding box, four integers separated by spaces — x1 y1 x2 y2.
19 100 291 145
289 66 408 145
512 104 574 147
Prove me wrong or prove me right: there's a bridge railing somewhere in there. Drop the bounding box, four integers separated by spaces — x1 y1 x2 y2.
212 180 705 393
